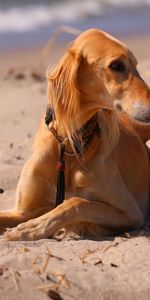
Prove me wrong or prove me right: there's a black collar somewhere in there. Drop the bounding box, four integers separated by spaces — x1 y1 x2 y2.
45 106 100 156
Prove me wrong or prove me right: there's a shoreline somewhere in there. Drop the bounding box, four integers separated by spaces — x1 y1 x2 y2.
1 4 150 51
0 33 150 72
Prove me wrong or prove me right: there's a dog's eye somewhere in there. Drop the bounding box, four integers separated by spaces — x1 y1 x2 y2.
109 60 125 72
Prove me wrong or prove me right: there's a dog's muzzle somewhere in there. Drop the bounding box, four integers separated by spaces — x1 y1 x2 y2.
114 100 150 123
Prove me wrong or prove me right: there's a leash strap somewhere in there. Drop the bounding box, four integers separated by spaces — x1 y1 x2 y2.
45 106 100 207
55 143 65 207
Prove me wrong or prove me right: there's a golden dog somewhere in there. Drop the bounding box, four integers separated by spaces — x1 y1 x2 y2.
1 29 150 240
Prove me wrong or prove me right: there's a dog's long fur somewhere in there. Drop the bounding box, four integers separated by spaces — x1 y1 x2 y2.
1 29 150 240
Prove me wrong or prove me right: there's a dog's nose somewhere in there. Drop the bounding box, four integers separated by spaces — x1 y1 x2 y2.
113 100 122 112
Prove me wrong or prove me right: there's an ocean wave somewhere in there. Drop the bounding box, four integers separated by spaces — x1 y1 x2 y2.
0 0 150 33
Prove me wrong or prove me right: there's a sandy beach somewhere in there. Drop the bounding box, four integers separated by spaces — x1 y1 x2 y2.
0 33 150 300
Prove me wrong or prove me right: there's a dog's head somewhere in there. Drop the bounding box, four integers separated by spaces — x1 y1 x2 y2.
71 29 150 123
47 29 122 157
48 29 150 127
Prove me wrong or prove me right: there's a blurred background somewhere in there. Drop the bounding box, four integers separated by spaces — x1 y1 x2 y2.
0 0 150 51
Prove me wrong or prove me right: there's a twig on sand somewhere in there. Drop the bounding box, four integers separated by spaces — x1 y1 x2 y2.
37 271 73 299
10 269 21 291
40 248 64 274
54 272 71 289
102 241 119 253
32 248 64 274
40 251 52 274
39 271 71 289
80 248 99 264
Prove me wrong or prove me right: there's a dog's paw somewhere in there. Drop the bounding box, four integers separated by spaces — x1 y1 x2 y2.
4 217 50 241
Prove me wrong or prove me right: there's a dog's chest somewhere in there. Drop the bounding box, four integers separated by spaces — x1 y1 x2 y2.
65 162 101 200
65 171 93 200
64 157 120 201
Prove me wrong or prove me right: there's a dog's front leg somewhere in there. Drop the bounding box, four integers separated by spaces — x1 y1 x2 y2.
4 196 143 241
0 150 56 232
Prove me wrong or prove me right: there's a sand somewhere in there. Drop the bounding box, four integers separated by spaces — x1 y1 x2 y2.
0 34 150 300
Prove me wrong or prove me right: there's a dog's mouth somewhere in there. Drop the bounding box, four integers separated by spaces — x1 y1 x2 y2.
114 100 150 124
134 117 150 124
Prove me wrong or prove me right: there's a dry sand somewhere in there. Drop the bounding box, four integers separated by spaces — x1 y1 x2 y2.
0 35 150 300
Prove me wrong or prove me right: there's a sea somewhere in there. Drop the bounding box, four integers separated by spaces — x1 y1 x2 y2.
0 0 150 51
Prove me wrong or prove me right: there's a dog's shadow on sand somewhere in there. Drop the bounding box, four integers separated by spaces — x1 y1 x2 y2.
62 225 150 244
77 219 150 242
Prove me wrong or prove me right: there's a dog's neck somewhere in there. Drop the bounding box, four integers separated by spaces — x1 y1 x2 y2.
45 106 101 156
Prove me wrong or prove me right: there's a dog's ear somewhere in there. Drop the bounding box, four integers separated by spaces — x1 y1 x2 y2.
47 50 82 118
